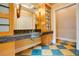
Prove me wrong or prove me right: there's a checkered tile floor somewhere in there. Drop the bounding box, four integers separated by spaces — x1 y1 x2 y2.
16 40 79 56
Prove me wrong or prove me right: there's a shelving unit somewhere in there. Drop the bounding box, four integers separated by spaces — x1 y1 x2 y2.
45 4 51 32
35 4 51 32
35 4 52 45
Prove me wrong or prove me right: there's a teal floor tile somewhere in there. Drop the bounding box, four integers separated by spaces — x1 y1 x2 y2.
52 49 63 56
32 49 41 55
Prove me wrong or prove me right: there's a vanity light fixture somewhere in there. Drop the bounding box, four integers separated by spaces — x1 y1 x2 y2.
16 4 21 18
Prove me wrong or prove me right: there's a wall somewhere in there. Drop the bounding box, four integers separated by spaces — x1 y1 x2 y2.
52 3 76 42
14 6 35 30
76 4 79 50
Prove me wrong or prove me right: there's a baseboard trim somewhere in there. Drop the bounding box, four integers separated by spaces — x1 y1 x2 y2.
57 37 76 42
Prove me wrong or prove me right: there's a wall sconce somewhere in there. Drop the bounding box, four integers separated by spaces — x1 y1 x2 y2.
16 4 21 18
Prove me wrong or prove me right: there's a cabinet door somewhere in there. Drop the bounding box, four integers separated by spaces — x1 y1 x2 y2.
0 3 14 36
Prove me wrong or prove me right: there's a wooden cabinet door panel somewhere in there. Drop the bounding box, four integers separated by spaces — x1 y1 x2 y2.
0 42 15 56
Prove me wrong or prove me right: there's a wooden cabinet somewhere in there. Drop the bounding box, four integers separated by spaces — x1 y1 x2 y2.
0 3 14 36
33 38 41 43
41 34 52 45
0 41 15 56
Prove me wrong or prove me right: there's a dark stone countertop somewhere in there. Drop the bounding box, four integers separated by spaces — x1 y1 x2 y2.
0 32 41 43
0 31 53 43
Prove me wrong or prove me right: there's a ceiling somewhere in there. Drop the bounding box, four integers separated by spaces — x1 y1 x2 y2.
21 3 54 9
20 3 54 13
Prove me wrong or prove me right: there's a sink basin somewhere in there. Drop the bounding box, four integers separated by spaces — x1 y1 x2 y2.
31 32 41 38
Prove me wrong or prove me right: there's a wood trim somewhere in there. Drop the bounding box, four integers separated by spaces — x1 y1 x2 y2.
0 12 9 19
9 3 14 35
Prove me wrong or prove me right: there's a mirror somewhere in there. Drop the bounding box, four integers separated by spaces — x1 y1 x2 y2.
0 18 9 32
0 3 9 14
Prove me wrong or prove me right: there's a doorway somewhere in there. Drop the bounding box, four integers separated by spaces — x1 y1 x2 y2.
55 4 76 48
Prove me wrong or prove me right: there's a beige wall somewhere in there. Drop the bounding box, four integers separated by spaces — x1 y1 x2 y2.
51 4 71 30
14 6 35 30
52 4 76 42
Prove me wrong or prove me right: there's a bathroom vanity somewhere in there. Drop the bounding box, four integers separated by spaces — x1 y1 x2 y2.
0 32 41 55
